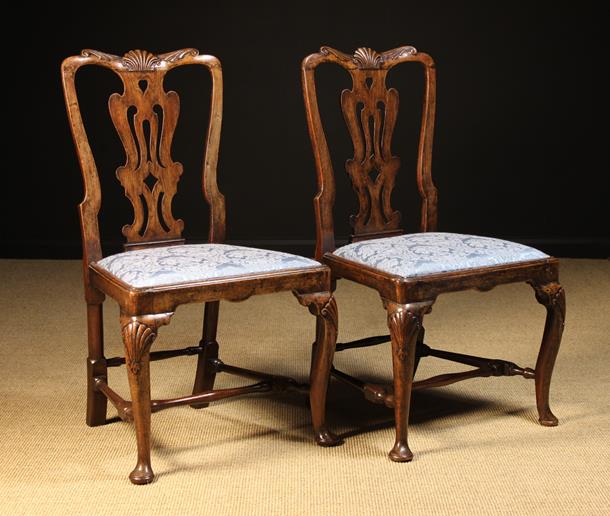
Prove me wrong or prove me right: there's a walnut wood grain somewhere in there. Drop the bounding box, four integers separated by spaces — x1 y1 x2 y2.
323 254 559 304
89 263 330 314
530 282 566 426
86 303 107 426
95 377 133 422
341 65 402 238
331 342 537 409
106 345 205 367
191 301 220 408
120 312 173 484
294 291 342 447
384 299 433 461
108 69 184 243
95 367 309 421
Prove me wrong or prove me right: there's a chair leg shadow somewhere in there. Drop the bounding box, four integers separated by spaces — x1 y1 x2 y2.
327 379 495 440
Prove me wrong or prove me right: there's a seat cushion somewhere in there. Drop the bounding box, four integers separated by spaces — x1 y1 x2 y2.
331 232 548 278
95 244 322 288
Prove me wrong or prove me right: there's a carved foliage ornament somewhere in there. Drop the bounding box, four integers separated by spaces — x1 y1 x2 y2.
295 292 338 326
320 45 417 70
81 48 199 71
531 282 566 328
532 283 565 307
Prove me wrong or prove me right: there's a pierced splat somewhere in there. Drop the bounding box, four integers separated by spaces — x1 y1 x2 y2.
341 68 401 239
109 71 184 244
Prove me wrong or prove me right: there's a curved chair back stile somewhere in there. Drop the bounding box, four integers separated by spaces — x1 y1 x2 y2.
301 46 437 259
61 49 225 303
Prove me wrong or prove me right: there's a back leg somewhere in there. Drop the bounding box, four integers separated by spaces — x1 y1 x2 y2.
86 303 107 426
413 326 426 377
191 301 220 408
295 291 342 447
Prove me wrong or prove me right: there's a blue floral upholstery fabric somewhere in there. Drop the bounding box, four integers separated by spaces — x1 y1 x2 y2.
332 232 548 278
96 244 321 288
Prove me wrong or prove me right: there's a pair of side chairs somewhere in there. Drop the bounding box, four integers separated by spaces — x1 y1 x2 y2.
61 46 565 484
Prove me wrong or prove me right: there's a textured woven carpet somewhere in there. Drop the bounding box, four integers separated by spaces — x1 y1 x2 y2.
1 258 609 515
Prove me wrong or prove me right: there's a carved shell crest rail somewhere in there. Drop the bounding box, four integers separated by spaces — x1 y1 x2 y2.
320 45 417 70
327 46 418 237
81 48 199 71
82 49 200 243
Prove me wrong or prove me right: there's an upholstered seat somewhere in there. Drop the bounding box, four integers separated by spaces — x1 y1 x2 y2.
332 233 548 278
96 244 321 288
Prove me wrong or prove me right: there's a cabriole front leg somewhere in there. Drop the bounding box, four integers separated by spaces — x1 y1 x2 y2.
530 282 566 426
295 291 342 447
120 312 173 485
383 299 434 462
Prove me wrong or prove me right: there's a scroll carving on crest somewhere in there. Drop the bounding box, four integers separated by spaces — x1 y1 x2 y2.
337 47 414 236
320 45 417 70
81 48 199 71
103 53 187 243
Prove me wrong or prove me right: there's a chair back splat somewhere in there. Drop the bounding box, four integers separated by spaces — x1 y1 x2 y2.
301 46 437 259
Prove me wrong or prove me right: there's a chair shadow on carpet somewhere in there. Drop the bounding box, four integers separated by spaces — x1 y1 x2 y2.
99 376 523 434
325 377 497 438
132 374 540 479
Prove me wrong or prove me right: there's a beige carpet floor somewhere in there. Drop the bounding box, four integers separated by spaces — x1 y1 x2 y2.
1 258 609 515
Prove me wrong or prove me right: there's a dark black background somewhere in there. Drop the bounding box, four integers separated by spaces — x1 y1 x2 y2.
7 1 608 259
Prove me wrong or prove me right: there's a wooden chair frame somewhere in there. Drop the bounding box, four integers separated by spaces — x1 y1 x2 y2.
62 48 340 484
301 45 565 461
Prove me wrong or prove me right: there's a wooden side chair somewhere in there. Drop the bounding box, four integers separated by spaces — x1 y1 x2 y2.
301 45 566 462
61 48 340 484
